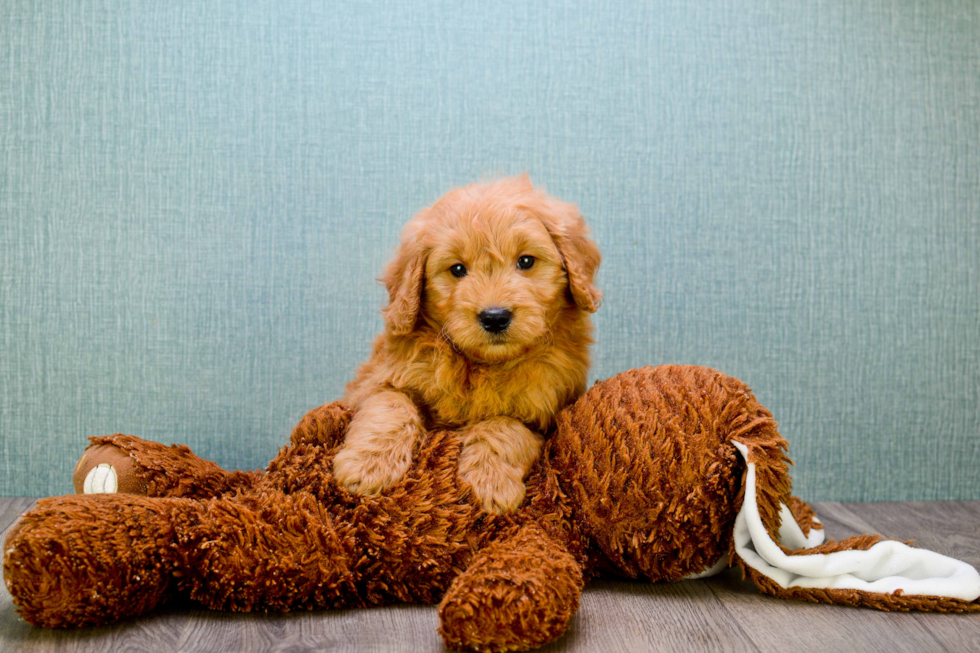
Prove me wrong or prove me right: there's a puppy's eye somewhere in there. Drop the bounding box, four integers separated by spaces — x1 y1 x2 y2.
517 255 535 270
449 263 467 278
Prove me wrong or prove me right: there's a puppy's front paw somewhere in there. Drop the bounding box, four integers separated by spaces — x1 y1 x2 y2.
333 444 412 495
333 390 421 496
459 460 527 514
457 418 542 514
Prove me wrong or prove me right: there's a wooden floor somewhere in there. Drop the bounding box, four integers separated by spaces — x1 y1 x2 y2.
2 498 979 652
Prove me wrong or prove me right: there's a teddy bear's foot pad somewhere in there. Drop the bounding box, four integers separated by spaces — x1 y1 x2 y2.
82 463 117 493
72 443 147 495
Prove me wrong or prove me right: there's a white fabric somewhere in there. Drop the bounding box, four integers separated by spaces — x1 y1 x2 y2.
683 555 729 580
732 441 980 601
777 502 825 549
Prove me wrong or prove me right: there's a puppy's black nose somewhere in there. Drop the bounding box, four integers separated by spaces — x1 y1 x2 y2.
478 307 512 334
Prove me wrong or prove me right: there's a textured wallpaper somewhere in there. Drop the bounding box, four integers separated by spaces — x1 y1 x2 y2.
1 0 978 500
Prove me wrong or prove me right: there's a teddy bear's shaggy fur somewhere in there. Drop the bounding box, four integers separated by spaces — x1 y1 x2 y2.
4 365 978 652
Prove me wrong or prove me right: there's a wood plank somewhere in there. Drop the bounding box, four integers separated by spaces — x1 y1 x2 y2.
547 579 757 652
843 501 980 565
806 501 880 539
169 602 443 653
704 568 944 652
0 498 35 534
2 592 446 653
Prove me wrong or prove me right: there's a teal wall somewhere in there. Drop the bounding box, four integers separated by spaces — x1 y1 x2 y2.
2 1 978 500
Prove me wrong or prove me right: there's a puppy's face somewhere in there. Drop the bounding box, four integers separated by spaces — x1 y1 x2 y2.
382 177 601 363
423 208 566 362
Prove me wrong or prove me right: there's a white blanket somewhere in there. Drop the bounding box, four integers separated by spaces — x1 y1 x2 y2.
730 441 980 601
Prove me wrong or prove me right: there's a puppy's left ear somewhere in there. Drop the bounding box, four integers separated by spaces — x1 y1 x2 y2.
382 213 428 335
530 195 602 313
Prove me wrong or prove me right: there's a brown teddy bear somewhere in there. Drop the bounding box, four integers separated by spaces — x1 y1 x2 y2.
4 365 979 652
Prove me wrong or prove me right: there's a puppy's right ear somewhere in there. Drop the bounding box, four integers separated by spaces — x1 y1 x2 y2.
381 214 428 335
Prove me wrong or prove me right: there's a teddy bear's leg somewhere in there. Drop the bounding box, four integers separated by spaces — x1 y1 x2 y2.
175 491 361 612
4 490 364 629
288 401 353 448
438 523 584 652
72 434 262 499
2 493 191 627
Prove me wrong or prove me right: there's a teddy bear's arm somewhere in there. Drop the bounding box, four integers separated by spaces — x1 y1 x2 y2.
288 401 354 448
438 523 585 652
72 434 262 499
70 402 355 500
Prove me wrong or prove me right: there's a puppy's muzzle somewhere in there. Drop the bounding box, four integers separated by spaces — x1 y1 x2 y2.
478 307 512 334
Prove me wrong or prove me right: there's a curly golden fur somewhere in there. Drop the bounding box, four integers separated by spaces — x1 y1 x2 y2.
333 175 601 513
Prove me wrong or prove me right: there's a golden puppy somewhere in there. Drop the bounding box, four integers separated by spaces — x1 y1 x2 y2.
334 175 601 513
